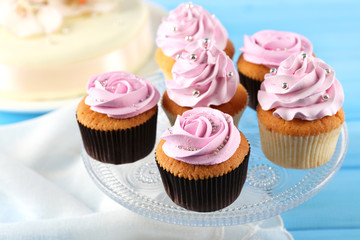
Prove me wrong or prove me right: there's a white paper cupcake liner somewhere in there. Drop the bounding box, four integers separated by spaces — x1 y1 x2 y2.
258 121 342 169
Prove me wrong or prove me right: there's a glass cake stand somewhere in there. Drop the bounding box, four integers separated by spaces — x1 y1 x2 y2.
81 74 348 227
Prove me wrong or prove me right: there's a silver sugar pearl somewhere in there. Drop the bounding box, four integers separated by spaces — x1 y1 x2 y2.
300 52 308 60
96 99 105 102
203 38 210 48
185 35 193 41
322 93 330 101
173 26 178 32
325 68 331 74
176 53 182 59
190 54 197 61
228 72 234 78
132 104 136 107
282 82 289 90
270 68 277 75
101 80 108 86
192 90 200 97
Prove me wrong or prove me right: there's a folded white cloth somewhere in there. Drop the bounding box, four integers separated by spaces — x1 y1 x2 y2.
0 102 293 240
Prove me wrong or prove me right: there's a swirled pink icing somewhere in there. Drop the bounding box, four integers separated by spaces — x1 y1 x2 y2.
166 38 238 107
258 53 344 121
161 107 241 165
156 2 228 59
240 30 313 68
85 71 160 119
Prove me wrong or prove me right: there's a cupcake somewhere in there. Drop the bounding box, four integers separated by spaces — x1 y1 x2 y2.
155 2 235 80
77 71 160 164
238 30 313 109
162 38 248 126
155 107 250 212
257 53 345 169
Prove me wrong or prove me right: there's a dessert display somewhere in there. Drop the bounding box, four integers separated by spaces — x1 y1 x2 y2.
50 0 347 223
155 2 234 79
155 107 250 212
237 30 313 109
0 0 153 101
162 38 248 126
257 52 345 169
77 71 160 164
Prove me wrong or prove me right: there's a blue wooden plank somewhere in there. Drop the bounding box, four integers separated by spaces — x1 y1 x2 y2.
291 228 360 240
0 112 44 125
281 168 360 230
342 121 360 168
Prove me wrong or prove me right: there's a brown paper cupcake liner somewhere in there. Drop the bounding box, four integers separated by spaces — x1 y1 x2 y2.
239 71 262 110
155 149 250 212
78 110 158 164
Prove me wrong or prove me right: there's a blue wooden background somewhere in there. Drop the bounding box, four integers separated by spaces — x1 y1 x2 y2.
0 0 359 239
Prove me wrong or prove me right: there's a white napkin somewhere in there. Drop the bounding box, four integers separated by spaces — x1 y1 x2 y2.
0 102 293 240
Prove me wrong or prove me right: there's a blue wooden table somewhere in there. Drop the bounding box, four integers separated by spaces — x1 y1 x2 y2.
1 0 359 239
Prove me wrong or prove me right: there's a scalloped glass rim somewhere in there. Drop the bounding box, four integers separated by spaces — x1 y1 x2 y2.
81 75 348 227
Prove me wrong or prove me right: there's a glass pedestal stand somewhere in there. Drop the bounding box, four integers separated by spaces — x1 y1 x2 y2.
81 74 348 239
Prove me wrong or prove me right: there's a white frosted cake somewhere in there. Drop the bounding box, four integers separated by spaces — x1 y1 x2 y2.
0 0 153 101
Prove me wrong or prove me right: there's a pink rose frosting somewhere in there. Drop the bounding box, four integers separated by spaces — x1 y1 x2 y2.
161 107 241 165
166 38 238 108
85 71 160 119
0 0 62 37
240 30 313 68
156 2 228 59
258 53 344 121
